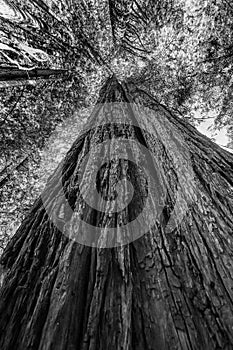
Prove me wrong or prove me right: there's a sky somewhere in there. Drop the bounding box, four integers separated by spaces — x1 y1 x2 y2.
197 119 232 152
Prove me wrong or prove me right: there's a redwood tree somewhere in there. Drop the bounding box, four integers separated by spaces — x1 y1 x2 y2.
0 76 233 349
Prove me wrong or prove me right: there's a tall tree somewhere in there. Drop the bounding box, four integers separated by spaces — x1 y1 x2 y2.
0 76 233 350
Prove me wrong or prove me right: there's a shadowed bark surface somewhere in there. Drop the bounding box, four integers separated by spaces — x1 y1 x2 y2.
0 76 233 350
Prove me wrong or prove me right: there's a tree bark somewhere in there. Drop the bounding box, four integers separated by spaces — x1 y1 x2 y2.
0 68 67 82
0 76 233 350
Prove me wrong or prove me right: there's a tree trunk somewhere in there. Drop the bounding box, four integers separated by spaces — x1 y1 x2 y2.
0 68 67 82
0 76 233 350
0 155 29 188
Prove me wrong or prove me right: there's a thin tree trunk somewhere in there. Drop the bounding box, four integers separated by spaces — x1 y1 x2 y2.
0 155 29 188
0 68 67 82
0 76 233 350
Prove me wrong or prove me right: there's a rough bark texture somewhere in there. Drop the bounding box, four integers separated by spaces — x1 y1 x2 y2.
0 76 233 350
